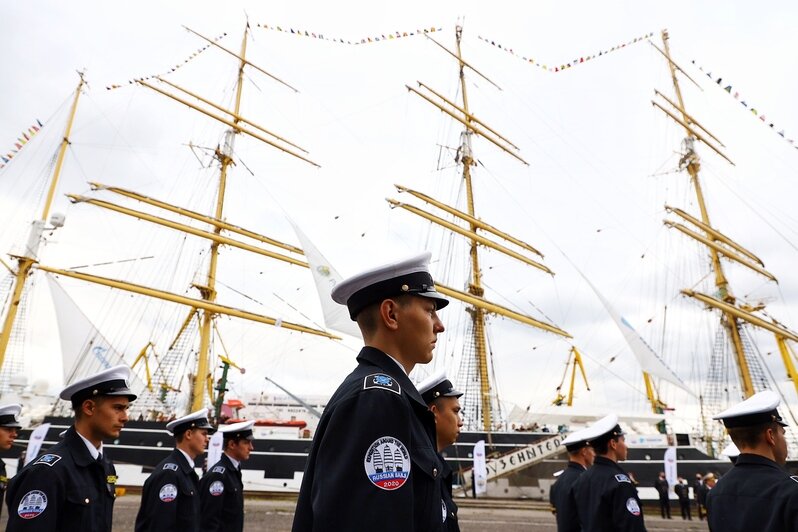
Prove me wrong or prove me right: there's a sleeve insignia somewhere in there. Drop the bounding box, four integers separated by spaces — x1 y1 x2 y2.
615 474 631 483
790 475 798 483
212 466 226 474
32 454 62 467
162 463 179 471
363 373 401 395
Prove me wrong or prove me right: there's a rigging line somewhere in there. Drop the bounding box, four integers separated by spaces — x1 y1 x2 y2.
704 163 798 256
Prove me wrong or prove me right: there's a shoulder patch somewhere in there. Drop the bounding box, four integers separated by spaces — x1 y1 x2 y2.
18 490 47 519
159 484 178 502
32 454 61 467
209 480 224 496
626 497 641 516
790 475 798 483
615 474 631 483
162 463 179 471
363 373 401 395
212 465 226 474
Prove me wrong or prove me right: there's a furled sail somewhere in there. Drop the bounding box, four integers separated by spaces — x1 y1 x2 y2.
582 275 694 395
289 222 362 339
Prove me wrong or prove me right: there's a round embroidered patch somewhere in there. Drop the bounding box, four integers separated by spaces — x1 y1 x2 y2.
159 484 178 502
364 436 411 491
626 497 641 516
209 480 224 496
18 490 47 519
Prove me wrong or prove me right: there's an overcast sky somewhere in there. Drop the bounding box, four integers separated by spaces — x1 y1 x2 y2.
2 1 797 432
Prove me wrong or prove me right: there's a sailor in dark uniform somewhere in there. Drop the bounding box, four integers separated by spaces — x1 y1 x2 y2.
6 365 137 531
199 420 254 531
292 251 449 532
0 403 22 519
549 424 598 532
418 370 464 531
572 414 646 532
135 409 215 532
706 390 798 531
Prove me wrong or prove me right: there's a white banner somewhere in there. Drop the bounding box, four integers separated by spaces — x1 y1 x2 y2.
473 440 487 495
25 423 51 465
207 431 224 469
664 446 677 486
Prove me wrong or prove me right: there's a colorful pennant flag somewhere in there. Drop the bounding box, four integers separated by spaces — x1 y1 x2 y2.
256 23 443 45
106 32 228 90
0 120 44 170
477 31 654 73
692 59 797 151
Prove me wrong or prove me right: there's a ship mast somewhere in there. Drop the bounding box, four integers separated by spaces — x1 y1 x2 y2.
192 26 249 412
653 29 798 449
0 73 85 371
454 25 493 433
8 24 336 415
391 26 572 434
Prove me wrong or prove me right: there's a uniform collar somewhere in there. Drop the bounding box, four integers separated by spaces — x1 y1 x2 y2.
593 455 622 469
76 429 103 460
357 346 427 410
223 452 241 470
567 460 587 471
64 426 100 467
173 447 196 473
734 452 785 470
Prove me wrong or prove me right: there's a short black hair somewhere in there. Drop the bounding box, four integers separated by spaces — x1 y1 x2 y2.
355 294 412 335
728 421 779 449
592 436 619 455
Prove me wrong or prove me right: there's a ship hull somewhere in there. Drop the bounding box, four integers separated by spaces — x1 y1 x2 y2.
3 417 775 499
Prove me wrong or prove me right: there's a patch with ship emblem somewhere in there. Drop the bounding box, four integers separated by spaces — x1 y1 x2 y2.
162 463 179 471
212 466 226 474
626 497 641 516
159 484 178 502
364 436 410 491
209 480 224 496
363 374 401 395
18 490 47 519
32 454 61 467
615 474 631 483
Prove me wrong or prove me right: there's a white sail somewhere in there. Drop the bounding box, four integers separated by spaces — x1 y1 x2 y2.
45 274 155 402
581 275 694 395
290 222 362 339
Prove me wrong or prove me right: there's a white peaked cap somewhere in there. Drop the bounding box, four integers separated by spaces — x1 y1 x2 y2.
166 409 215 435
712 390 787 428
59 364 137 402
331 251 449 319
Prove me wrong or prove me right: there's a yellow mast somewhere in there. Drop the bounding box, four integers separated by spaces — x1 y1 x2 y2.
452 25 494 433
659 29 755 398
191 24 250 412
0 73 85 370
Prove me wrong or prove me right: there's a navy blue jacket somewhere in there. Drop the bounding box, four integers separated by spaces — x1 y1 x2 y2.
292 347 444 532
707 453 798 531
550 461 587 532
572 456 646 532
6 426 117 531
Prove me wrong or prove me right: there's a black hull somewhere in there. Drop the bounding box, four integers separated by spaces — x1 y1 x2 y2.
5 417 788 495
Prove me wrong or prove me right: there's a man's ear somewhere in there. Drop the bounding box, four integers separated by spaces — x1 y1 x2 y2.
81 398 96 418
379 299 401 331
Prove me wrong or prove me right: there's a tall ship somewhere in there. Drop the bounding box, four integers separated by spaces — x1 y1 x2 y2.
1 18 796 498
